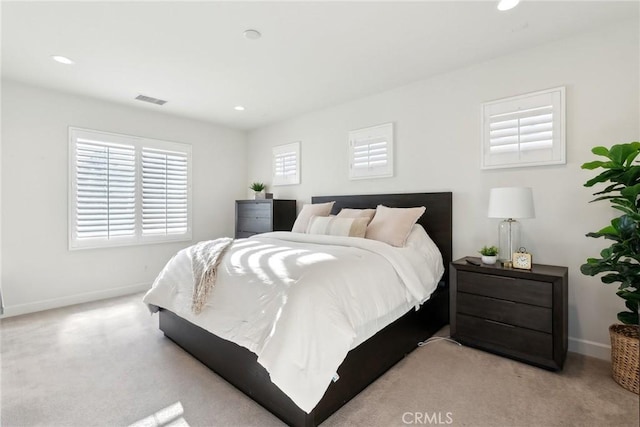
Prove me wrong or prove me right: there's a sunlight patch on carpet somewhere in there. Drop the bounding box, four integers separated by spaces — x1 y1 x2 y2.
129 401 189 427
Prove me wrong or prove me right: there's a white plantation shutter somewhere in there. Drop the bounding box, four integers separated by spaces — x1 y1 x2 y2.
349 123 393 180
142 148 189 236
273 142 300 186
482 87 565 169
74 139 136 240
69 128 191 249
351 137 388 169
488 106 553 153
274 151 297 179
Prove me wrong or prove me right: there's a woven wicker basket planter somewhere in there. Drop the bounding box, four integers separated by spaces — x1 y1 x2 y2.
609 324 639 394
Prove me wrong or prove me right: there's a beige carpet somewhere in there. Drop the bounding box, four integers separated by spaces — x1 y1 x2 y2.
1 293 637 427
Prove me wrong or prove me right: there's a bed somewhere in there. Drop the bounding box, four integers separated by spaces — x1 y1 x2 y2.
146 192 452 426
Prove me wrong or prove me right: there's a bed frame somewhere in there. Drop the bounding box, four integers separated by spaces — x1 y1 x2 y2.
158 192 452 426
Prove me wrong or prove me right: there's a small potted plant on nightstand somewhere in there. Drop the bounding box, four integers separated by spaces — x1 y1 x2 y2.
250 182 266 199
479 246 499 265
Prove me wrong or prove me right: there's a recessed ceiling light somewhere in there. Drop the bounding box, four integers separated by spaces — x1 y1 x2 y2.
498 0 520 11
51 55 75 65
243 29 261 40
234 105 245 111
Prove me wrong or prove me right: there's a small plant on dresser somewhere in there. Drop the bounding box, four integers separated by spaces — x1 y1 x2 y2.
249 182 266 199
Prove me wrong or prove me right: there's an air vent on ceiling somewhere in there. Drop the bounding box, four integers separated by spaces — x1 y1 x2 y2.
135 94 167 105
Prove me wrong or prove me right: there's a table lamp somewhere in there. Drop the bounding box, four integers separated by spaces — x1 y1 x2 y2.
488 187 535 262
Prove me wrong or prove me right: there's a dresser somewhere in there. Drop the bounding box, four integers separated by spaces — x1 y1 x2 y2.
450 257 568 370
235 199 297 238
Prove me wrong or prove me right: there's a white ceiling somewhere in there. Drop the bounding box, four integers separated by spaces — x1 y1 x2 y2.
2 1 637 130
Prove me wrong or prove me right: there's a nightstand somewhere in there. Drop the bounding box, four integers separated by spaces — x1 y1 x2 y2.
235 199 297 238
450 257 568 370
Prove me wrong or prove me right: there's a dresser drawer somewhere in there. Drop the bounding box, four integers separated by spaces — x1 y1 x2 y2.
237 203 271 218
457 292 552 333
237 217 271 233
456 313 552 360
457 270 552 308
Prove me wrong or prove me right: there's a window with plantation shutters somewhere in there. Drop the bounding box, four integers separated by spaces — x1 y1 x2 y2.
482 87 565 169
74 138 136 241
349 123 393 180
142 148 189 236
69 128 191 249
272 142 300 186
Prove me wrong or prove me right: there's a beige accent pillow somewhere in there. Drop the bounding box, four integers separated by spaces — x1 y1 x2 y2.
306 216 369 238
291 202 335 233
336 208 376 225
365 205 426 247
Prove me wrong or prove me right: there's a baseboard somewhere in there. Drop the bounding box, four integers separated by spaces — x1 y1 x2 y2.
0 282 150 318
568 336 611 361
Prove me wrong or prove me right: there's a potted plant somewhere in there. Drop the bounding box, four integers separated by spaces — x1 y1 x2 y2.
250 182 266 199
581 141 640 394
479 245 499 265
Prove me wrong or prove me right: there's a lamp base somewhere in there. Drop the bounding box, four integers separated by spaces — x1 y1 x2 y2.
498 219 521 262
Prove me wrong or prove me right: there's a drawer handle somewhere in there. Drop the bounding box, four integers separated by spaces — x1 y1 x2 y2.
485 319 515 328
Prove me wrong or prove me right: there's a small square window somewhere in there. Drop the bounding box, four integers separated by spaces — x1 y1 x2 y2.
348 122 394 180
481 87 566 169
272 142 300 186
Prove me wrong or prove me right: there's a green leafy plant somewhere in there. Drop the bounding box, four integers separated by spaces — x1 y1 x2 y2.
249 182 266 192
479 245 499 256
581 142 640 325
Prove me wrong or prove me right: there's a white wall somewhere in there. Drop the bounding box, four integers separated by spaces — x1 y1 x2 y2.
1 80 247 316
246 21 640 359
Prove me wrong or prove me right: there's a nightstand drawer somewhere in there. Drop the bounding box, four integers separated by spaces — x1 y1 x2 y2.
237 203 271 218
237 217 271 233
456 314 552 360
457 270 552 308
457 292 552 333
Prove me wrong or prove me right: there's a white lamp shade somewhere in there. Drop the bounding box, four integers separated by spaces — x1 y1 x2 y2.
488 187 535 219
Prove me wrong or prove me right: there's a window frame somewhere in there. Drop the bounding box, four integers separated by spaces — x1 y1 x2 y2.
348 122 394 180
68 127 192 250
272 141 301 186
481 86 566 170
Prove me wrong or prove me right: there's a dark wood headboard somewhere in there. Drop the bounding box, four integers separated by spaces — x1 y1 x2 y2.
311 192 452 284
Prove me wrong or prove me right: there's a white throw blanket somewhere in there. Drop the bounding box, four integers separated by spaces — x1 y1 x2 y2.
190 238 234 314
143 229 443 413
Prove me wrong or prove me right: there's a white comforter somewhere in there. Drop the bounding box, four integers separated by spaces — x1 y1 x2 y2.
143 228 443 413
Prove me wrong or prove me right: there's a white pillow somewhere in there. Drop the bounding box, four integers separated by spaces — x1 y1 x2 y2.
336 208 376 225
402 224 445 289
365 205 426 247
306 216 369 238
405 224 439 254
291 202 335 233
